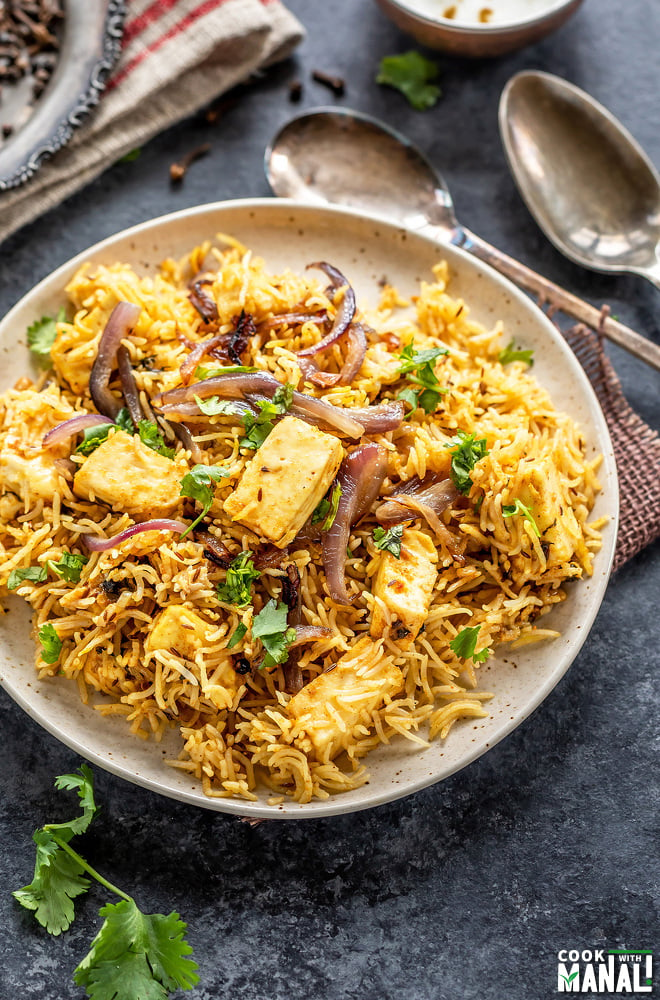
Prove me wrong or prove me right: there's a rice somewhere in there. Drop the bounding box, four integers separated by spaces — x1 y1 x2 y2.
0 238 604 803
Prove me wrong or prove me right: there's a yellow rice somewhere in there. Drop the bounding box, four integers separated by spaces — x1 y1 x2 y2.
0 237 605 803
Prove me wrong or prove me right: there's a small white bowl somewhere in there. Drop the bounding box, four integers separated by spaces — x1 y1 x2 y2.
374 0 585 57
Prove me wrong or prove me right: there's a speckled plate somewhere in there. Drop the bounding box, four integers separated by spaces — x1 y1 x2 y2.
0 199 618 818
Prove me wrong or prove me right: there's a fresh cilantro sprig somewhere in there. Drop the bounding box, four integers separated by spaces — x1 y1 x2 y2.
39 623 62 664
226 622 248 648
137 419 175 458
27 308 66 368
498 340 534 366
47 552 89 584
502 498 541 537
449 625 491 663
396 341 448 416
13 767 199 999
240 383 293 451
179 464 230 536
445 430 489 494
312 482 342 531
376 51 441 111
373 524 404 558
251 599 296 669
216 551 260 607
195 364 258 379
7 565 48 590
76 408 132 456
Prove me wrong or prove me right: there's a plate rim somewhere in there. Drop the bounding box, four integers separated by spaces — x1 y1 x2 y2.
0 197 619 818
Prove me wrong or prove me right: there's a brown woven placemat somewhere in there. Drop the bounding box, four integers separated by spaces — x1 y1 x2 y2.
554 310 660 571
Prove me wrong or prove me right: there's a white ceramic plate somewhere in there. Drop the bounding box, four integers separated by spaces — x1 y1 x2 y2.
0 199 618 818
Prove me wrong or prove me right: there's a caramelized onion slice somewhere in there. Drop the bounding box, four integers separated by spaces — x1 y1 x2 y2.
377 478 459 524
89 302 141 420
323 443 388 605
297 262 356 358
42 414 112 449
83 519 189 552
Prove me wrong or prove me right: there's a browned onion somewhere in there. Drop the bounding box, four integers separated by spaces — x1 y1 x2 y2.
168 420 203 463
297 262 356 358
89 302 141 420
196 531 233 567
323 443 388 605
228 311 256 365
42 414 112 449
83 519 189 552
298 322 368 389
377 478 464 562
117 345 143 427
340 400 404 434
261 310 329 331
189 277 218 324
281 562 303 693
288 625 333 648
179 331 230 385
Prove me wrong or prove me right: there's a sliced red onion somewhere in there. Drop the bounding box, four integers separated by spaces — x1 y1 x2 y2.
180 331 230 385
298 322 368 389
339 400 404 434
42 413 112 449
83 519 189 552
297 262 356 358
261 310 329 331
288 625 333 648
377 478 459 524
167 420 202 462
160 399 255 422
89 301 141 420
323 443 388 605
117 345 143 427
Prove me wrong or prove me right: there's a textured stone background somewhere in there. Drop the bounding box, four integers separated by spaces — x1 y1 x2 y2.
0 1 658 997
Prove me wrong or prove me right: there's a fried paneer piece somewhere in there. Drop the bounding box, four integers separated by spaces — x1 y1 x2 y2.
224 415 344 547
370 528 438 647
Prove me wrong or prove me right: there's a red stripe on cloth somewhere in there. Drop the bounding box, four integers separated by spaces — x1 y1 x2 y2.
108 0 231 91
123 0 182 46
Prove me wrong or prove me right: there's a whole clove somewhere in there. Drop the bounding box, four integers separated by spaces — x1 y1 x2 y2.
170 142 211 184
311 69 345 97
0 0 63 116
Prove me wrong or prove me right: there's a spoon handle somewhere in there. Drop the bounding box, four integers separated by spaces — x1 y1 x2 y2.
458 227 660 372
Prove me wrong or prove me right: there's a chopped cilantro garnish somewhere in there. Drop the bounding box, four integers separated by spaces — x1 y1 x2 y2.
179 464 230 536
312 482 342 531
449 625 491 663
7 565 47 590
502 498 541 537
137 419 175 458
396 340 448 416
376 51 442 111
195 364 258 378
75 408 132 456
373 524 404 558
26 307 66 368
227 623 247 649
193 395 246 418
239 386 293 451
445 430 489 494
47 552 89 584
216 551 260 607
251 599 296 669
115 407 133 432
39 623 62 664
498 340 534 366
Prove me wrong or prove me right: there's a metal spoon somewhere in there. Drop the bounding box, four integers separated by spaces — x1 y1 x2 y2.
265 107 660 372
500 70 660 291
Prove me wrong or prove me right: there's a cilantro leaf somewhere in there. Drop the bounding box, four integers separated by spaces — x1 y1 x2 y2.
39 622 62 664
179 464 230 536
47 551 89 584
216 551 260 607
74 899 199 998
272 382 294 411
76 423 116 456
193 395 246 418
445 430 489 494
26 307 66 368
498 340 534 366
239 383 293 451
311 498 330 525
13 830 91 935
502 498 541 537
313 482 342 531
7 565 47 590
449 625 491 663
115 408 133 433
137 420 175 459
396 341 448 415
12 766 97 934
195 364 257 379
373 524 404 558
227 623 247 649
252 599 296 668
376 51 441 111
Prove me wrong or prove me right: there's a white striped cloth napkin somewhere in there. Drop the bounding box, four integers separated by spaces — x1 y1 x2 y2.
1 0 303 244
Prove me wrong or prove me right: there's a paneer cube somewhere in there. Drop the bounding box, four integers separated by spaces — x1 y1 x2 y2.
0 388 74 502
224 415 343 547
288 639 404 762
370 528 438 647
73 430 184 520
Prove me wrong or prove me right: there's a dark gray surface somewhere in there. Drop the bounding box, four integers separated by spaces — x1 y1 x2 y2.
0 2 658 998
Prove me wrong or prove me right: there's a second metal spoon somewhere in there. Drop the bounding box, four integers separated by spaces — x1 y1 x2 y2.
266 107 660 372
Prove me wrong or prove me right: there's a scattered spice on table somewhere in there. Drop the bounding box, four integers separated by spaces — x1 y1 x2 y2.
288 79 303 102
0 0 63 111
311 69 345 96
170 142 211 183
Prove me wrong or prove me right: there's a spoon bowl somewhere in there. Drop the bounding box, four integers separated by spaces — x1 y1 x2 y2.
266 106 660 370
500 71 660 289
